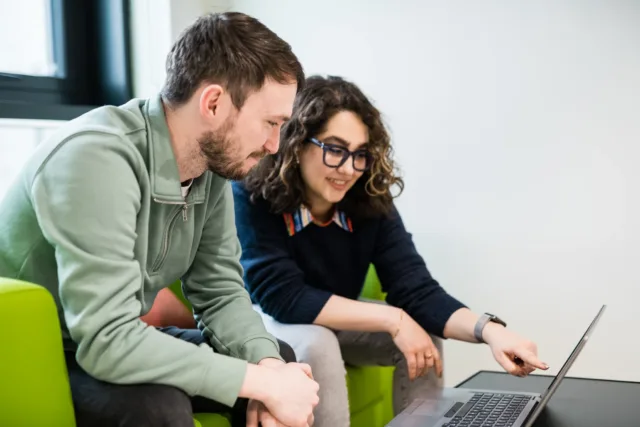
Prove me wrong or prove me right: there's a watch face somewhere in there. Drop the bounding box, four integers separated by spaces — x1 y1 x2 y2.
488 314 506 326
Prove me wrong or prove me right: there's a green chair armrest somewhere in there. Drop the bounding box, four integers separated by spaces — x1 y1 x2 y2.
0 278 76 426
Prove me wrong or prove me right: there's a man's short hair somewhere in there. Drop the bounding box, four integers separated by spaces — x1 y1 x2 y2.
162 12 304 109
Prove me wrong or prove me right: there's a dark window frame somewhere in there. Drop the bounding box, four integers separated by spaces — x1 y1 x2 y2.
0 0 133 121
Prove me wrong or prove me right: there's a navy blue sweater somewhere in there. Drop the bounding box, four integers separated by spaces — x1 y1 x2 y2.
232 182 467 338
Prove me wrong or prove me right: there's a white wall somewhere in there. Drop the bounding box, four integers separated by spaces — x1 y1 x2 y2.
0 119 62 201
129 0 232 98
223 0 640 386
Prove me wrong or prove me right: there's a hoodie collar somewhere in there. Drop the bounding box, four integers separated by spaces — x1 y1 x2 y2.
144 95 207 204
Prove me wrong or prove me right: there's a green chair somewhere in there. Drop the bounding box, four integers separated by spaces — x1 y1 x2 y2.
0 277 230 427
346 266 395 427
0 278 76 427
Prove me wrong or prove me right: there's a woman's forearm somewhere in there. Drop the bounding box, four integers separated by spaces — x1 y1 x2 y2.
313 295 401 333
442 307 505 343
315 298 505 345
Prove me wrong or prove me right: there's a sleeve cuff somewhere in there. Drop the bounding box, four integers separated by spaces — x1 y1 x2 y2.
279 288 333 324
197 347 248 408
241 336 283 365
411 292 467 338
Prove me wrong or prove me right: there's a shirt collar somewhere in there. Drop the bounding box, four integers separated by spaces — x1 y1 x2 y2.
283 204 353 236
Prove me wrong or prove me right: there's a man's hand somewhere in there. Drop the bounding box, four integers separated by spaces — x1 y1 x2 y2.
247 399 314 427
390 309 443 380
483 323 549 377
259 357 314 380
239 359 317 427
259 363 319 427
246 399 285 427
247 359 288 427
258 358 286 369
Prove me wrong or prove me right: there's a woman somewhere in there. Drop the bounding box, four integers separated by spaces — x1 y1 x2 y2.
232 75 548 427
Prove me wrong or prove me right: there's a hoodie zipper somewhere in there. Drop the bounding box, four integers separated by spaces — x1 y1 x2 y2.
152 198 191 273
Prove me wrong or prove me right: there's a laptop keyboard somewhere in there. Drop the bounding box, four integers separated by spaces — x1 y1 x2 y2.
443 393 533 427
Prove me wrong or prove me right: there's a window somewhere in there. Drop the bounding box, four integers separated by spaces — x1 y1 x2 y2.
0 0 132 200
0 0 57 77
0 0 133 121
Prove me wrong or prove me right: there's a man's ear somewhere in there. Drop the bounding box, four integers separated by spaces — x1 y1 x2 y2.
199 84 226 120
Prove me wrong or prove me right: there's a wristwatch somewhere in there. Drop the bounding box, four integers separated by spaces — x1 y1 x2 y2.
474 313 507 343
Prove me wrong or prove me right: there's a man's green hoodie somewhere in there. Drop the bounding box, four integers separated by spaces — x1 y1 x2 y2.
0 96 282 407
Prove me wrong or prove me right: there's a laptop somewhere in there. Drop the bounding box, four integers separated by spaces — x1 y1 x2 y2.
387 305 606 427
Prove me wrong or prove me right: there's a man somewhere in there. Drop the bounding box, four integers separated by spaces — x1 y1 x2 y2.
0 12 318 427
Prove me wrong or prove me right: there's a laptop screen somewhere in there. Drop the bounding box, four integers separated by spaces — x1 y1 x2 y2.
523 305 606 427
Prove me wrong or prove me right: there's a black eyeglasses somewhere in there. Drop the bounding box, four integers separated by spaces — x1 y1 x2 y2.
308 137 373 171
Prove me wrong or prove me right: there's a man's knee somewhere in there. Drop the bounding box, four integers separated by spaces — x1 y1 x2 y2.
277 339 297 363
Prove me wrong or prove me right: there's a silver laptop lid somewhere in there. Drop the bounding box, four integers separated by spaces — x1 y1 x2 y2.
523 304 606 427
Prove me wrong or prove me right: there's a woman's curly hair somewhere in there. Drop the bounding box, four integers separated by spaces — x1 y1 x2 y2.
243 75 404 218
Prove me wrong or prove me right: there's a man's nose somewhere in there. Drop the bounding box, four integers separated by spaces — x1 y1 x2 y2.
264 126 281 154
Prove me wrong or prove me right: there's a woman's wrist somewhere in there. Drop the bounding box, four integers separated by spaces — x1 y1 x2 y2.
383 306 404 336
482 321 507 345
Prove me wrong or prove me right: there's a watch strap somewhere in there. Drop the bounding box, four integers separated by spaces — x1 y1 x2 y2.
474 313 492 343
474 313 506 343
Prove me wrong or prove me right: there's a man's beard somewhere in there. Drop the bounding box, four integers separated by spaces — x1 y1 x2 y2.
197 118 266 181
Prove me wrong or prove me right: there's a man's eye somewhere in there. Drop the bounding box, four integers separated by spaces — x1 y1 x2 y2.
268 121 278 127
